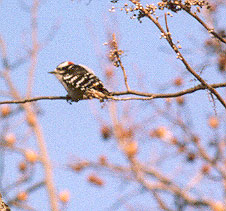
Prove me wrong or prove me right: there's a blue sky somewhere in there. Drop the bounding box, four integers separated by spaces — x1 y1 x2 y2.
1 0 226 210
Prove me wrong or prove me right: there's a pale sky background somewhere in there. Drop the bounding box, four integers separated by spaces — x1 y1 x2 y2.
0 0 225 210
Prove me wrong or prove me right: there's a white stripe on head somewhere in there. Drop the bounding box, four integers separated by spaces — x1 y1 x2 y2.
57 61 74 69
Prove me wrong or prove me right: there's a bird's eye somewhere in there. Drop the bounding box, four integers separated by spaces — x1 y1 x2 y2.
56 68 66 74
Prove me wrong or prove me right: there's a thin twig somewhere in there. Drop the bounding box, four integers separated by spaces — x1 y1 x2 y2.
7 181 45 206
0 96 67 104
164 13 170 34
0 35 8 68
129 0 226 109
152 191 173 211
180 3 226 44
108 189 144 210
112 33 130 91
107 93 213 209
109 96 154 101
26 0 39 98
129 157 213 207
0 36 59 211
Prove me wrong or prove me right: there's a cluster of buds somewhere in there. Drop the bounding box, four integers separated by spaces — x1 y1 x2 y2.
208 116 219 129
109 6 116 12
150 126 173 141
59 190 70 203
0 105 11 117
186 151 196 162
145 4 158 14
25 149 38 163
110 3 140 20
4 133 16 146
205 29 226 73
173 76 184 86
121 141 138 158
121 3 137 14
87 173 105 186
100 125 112 140
70 160 89 172
17 191 28 201
184 0 210 8
176 96 185 105
98 155 108 166
107 35 124 67
158 0 183 12
158 0 210 13
108 49 124 67
118 3 157 22
115 124 134 145
218 53 226 72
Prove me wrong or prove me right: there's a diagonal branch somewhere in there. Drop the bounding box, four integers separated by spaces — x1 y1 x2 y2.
0 35 59 211
129 0 226 109
179 3 226 44
128 157 213 208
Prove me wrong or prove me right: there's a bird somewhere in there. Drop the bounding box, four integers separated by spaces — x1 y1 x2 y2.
0 193 10 211
49 61 111 102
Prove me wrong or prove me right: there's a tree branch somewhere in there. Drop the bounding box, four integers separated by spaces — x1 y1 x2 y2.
180 3 226 44
112 33 131 91
0 82 225 104
129 0 226 109
0 35 59 211
0 96 67 104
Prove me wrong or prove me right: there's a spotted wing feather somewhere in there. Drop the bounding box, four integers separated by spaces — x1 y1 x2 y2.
62 65 110 100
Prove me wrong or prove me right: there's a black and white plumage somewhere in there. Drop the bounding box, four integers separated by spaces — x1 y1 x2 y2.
49 61 111 102
0 194 10 211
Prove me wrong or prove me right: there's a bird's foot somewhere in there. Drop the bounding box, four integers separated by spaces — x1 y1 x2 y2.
66 95 73 104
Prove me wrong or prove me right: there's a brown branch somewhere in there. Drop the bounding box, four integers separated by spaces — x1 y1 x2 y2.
110 96 154 101
113 82 226 100
152 191 173 211
164 13 170 35
147 103 226 181
0 37 59 210
128 157 213 208
106 92 213 209
7 181 45 208
113 82 226 98
31 119 59 211
0 96 67 104
180 3 226 44
0 35 8 68
129 0 226 109
26 0 39 98
109 189 145 210
0 82 225 104
70 157 213 208
112 33 130 91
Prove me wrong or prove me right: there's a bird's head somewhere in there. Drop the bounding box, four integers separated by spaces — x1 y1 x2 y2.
49 61 75 75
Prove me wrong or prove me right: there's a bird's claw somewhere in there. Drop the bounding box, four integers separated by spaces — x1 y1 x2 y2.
66 95 73 104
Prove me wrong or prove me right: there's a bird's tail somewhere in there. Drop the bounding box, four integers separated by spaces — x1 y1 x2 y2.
102 87 112 97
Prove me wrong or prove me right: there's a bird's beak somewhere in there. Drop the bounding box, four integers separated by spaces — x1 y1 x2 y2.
48 70 56 74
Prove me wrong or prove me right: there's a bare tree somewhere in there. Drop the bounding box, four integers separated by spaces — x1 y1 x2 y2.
0 0 226 210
